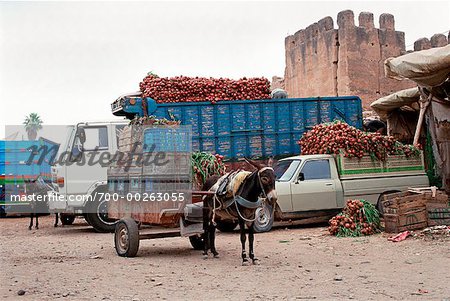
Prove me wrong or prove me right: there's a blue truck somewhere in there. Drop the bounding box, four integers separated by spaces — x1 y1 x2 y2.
111 95 363 160
0 138 59 216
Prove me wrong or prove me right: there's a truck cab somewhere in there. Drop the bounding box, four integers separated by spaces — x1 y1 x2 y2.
49 121 128 232
275 155 344 213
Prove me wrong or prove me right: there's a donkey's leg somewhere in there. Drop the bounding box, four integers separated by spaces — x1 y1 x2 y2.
202 199 211 258
238 218 249 265
203 223 214 259
248 223 259 265
54 213 59 227
29 213 34 230
35 214 39 229
210 224 219 258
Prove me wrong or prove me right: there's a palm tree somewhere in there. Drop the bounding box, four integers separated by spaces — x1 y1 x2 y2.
23 113 43 140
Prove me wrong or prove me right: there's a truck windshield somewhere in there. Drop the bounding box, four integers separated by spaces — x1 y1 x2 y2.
274 160 301 182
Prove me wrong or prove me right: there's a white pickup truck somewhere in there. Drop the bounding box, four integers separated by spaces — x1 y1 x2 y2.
250 153 429 232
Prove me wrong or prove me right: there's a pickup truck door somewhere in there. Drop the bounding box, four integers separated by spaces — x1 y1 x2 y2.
274 159 302 212
291 158 338 211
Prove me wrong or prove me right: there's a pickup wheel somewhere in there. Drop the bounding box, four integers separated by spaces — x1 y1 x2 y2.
376 191 399 216
376 199 385 216
60 214 76 225
253 203 274 233
85 192 117 233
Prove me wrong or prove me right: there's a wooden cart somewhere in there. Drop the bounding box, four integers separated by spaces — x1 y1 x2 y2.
109 191 213 257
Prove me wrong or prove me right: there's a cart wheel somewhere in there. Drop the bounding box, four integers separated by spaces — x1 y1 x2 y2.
189 234 205 250
115 218 139 257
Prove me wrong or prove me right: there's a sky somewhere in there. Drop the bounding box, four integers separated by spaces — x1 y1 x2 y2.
1 1 449 139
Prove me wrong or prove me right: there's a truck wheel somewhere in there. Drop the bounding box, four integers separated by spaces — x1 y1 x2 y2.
189 234 205 250
253 203 274 233
85 195 117 233
376 191 399 216
115 218 139 257
60 214 76 225
215 220 238 232
376 198 385 216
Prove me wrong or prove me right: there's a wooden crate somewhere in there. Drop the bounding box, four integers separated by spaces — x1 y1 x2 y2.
382 191 427 210
384 208 428 233
382 190 448 212
426 203 450 226
426 202 449 210
434 191 449 204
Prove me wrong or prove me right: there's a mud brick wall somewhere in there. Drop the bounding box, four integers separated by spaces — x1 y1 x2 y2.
284 10 415 109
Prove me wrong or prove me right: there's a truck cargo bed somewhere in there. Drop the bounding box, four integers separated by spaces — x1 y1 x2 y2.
112 96 362 160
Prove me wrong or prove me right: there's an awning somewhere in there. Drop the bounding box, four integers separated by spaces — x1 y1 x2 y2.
370 87 420 119
384 44 450 88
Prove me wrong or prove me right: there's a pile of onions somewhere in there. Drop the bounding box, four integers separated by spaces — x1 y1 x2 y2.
298 121 420 160
139 74 270 103
328 199 380 237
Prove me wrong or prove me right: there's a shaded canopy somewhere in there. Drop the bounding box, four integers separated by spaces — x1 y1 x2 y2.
370 87 420 120
384 44 450 88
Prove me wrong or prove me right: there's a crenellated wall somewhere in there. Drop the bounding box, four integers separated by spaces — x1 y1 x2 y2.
284 16 339 100
282 10 450 109
414 33 448 50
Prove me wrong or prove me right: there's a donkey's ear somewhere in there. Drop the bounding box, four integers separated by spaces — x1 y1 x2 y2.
267 157 274 167
244 157 262 170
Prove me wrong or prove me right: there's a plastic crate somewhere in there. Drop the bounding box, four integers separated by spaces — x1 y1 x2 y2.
113 96 363 160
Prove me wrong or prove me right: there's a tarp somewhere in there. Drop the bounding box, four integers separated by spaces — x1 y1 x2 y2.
380 44 450 193
385 44 450 87
370 87 420 119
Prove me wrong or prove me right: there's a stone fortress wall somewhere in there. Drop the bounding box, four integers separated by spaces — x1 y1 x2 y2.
280 10 449 109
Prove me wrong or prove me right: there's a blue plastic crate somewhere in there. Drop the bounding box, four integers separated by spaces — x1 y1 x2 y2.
143 127 191 153
114 96 363 160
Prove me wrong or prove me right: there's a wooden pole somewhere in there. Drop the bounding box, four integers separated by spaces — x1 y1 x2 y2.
413 93 432 146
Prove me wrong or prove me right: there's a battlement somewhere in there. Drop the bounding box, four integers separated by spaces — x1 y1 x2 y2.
284 10 415 109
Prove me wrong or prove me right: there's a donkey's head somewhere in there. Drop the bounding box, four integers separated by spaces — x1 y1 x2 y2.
244 158 278 205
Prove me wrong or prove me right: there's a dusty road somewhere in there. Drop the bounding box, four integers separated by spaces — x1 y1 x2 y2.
1 216 449 301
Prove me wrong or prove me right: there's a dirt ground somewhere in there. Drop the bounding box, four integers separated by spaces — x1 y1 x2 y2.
1 216 449 301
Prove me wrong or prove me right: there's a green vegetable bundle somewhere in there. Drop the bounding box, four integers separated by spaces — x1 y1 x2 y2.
191 152 226 189
329 199 380 237
129 115 181 126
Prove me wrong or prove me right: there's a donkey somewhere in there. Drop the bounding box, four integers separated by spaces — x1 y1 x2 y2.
202 158 277 265
24 176 59 230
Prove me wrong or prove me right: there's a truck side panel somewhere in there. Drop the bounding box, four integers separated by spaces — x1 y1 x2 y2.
341 174 430 204
112 96 363 160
